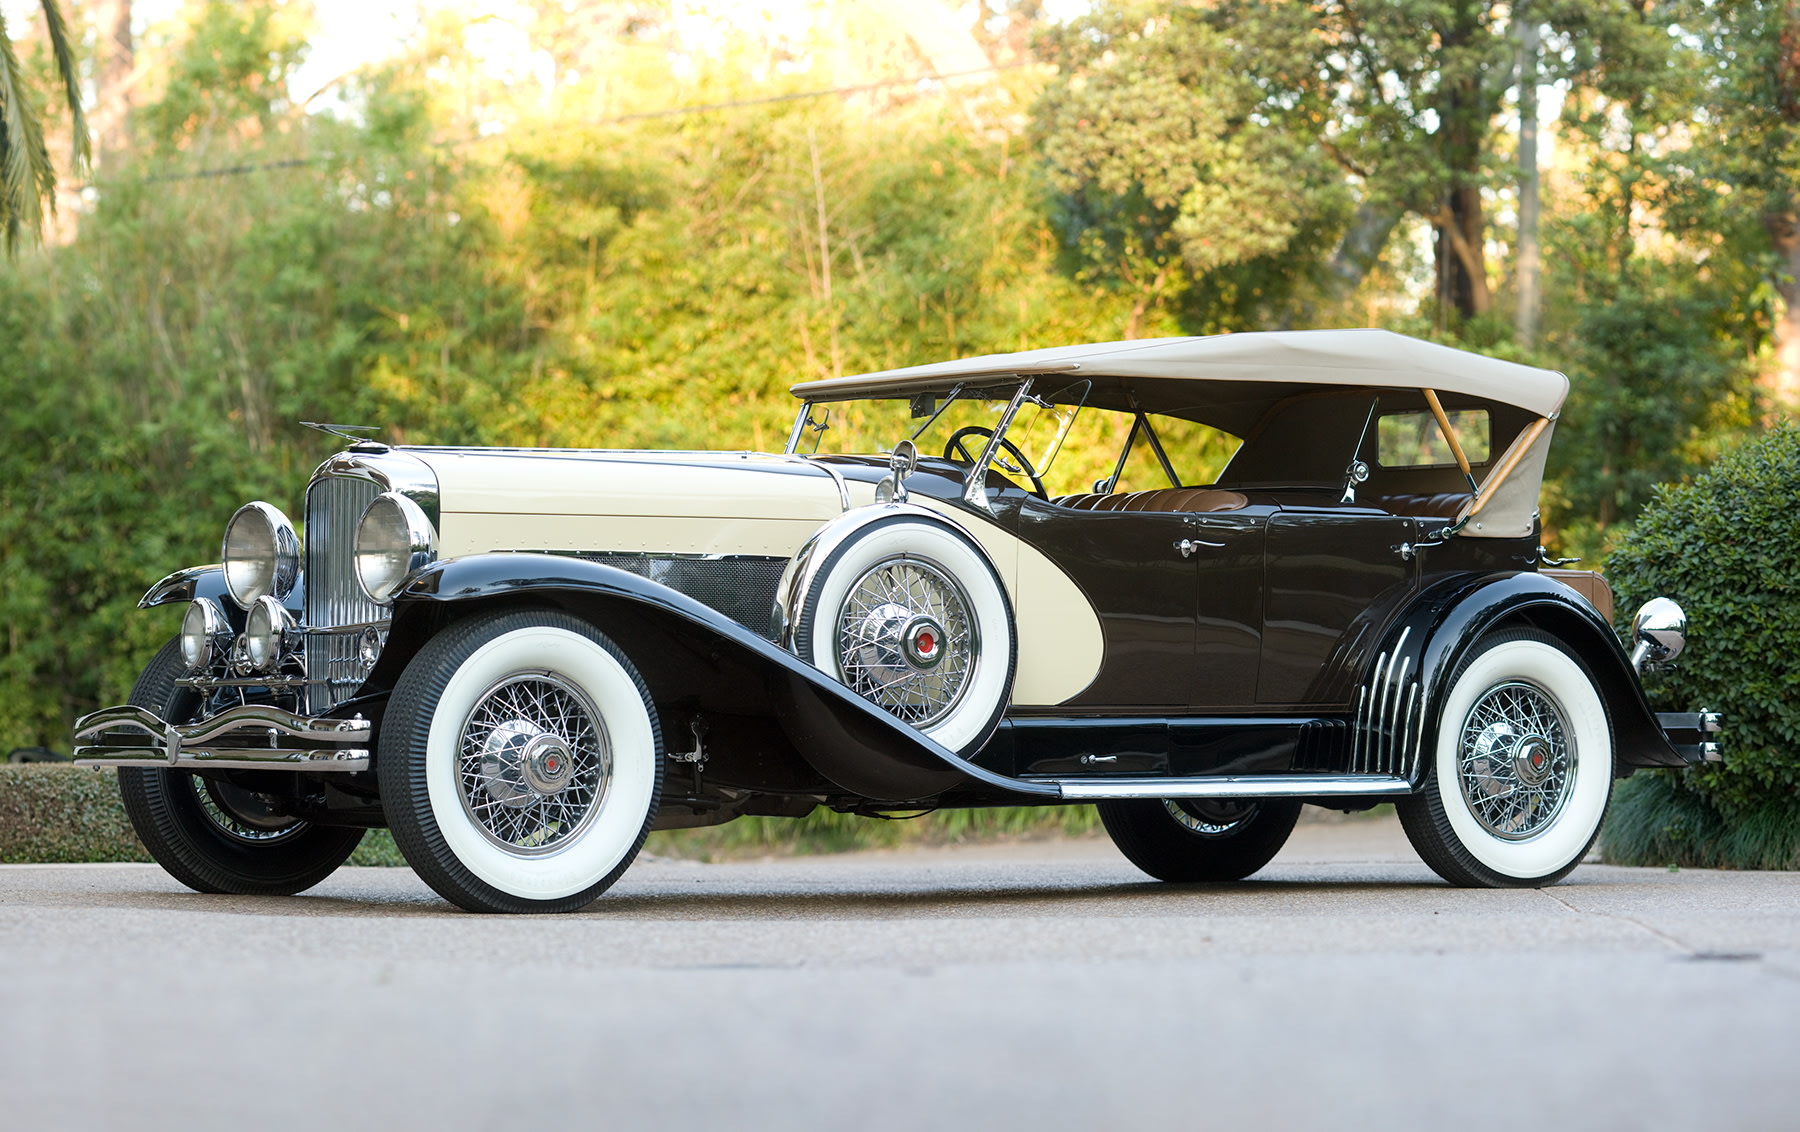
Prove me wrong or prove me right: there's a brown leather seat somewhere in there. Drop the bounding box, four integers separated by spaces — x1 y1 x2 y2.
1378 492 1471 519
1053 488 1249 514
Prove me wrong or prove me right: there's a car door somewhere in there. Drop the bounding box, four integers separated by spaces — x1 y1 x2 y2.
1013 500 1266 709
1256 506 1419 706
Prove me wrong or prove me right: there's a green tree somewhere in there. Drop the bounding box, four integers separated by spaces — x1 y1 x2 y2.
1032 1 1351 335
0 0 88 252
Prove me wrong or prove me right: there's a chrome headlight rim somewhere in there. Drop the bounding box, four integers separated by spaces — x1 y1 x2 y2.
180 598 230 673
355 491 437 605
244 595 298 673
221 501 302 608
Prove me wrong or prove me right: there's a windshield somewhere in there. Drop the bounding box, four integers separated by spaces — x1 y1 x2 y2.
790 380 1241 498
792 381 1089 490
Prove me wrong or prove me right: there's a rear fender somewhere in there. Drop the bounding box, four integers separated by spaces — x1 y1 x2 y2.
370 553 1055 803
1375 572 1684 778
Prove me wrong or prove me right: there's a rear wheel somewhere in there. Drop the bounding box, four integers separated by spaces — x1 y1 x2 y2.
1397 629 1612 888
118 639 365 896
379 610 663 913
1099 797 1302 882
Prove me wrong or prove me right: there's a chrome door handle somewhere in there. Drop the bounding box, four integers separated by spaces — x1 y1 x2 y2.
1175 538 1224 558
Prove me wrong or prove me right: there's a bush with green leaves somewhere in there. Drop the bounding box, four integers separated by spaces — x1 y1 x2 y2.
1601 422 1800 868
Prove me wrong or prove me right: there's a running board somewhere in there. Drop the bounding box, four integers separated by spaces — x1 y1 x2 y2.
1049 774 1414 801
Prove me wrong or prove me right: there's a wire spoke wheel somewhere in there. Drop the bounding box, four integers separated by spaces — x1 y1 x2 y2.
1397 628 1612 888
456 673 612 856
192 776 307 844
835 555 976 727
1457 680 1572 841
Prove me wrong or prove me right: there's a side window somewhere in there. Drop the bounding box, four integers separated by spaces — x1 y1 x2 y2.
1377 409 1490 468
1039 408 1240 497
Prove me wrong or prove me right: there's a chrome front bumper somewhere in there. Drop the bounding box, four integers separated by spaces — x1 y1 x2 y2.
72 704 371 772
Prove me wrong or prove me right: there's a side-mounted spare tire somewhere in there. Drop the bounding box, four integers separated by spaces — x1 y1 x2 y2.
791 512 1016 758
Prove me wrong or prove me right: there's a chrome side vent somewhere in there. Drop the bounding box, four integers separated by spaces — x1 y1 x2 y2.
1293 718 1350 771
1352 627 1423 779
303 474 385 713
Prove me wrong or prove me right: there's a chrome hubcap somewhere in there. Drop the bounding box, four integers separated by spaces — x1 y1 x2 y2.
836 557 975 726
1458 680 1573 841
458 674 611 855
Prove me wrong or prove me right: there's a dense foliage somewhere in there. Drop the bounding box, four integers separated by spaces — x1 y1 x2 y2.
1602 424 1800 866
0 0 1793 786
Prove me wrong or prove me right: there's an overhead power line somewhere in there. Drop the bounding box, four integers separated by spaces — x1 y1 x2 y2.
109 62 1033 185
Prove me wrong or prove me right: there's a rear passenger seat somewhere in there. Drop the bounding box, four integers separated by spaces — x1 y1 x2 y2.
1375 492 1472 519
1053 488 1249 513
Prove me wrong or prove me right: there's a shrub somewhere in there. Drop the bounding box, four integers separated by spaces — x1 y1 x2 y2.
1601 422 1800 867
0 765 406 866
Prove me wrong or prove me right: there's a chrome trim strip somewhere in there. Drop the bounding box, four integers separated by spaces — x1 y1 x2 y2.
1365 648 1391 774
74 748 371 772
1402 680 1422 780
780 455 850 510
1055 775 1413 800
1387 654 1413 774
1351 684 1367 773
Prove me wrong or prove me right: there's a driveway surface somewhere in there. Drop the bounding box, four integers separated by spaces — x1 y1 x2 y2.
3 814 1798 1130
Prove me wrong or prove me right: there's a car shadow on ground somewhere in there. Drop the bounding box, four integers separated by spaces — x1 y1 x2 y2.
6 867 1510 920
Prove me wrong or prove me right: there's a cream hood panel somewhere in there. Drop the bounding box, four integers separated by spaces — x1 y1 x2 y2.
412 450 847 522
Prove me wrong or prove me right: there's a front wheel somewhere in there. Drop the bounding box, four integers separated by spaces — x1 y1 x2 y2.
1099 797 1302 882
118 639 365 896
379 610 664 913
1397 629 1613 888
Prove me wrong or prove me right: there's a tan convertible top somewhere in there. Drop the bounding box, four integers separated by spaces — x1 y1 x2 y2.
791 329 1569 420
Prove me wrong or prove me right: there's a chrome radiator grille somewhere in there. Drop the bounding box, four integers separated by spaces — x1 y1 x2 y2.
304 474 384 713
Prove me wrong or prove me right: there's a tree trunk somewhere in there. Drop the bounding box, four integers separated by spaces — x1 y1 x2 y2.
93 0 135 158
1765 208 1800 414
1515 15 1541 348
1433 8 1491 324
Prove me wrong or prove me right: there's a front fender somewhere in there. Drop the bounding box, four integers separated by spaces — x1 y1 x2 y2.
373 553 1056 803
1377 571 1684 775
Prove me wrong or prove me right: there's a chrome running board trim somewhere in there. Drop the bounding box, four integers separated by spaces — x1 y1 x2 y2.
1052 774 1414 801
72 704 372 772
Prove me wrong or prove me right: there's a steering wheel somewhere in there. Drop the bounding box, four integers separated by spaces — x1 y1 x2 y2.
942 425 1048 499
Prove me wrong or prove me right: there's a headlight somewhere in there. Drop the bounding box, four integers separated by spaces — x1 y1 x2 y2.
245 595 297 672
221 502 302 608
355 492 436 604
180 598 229 672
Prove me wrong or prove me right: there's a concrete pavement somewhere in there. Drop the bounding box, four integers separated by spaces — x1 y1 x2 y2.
3 814 1797 1130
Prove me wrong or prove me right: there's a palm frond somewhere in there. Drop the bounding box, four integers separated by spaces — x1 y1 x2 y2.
0 10 57 253
0 2 89 255
38 0 91 172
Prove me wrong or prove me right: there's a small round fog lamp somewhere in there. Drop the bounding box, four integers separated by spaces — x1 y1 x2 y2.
244 595 296 672
180 598 228 672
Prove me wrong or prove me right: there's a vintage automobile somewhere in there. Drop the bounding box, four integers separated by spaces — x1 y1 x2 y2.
74 330 1719 912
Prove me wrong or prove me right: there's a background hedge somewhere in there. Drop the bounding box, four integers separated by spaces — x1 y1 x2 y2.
1601 422 1800 868
0 765 1106 866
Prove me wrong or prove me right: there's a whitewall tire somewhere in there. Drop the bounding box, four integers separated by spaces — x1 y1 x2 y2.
380 610 663 913
1397 628 1612 887
796 516 1015 757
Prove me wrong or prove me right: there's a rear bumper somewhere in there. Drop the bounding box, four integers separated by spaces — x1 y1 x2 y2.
72 704 371 772
1656 711 1722 765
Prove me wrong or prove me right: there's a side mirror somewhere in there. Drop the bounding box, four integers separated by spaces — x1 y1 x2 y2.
1630 597 1687 672
877 439 920 504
